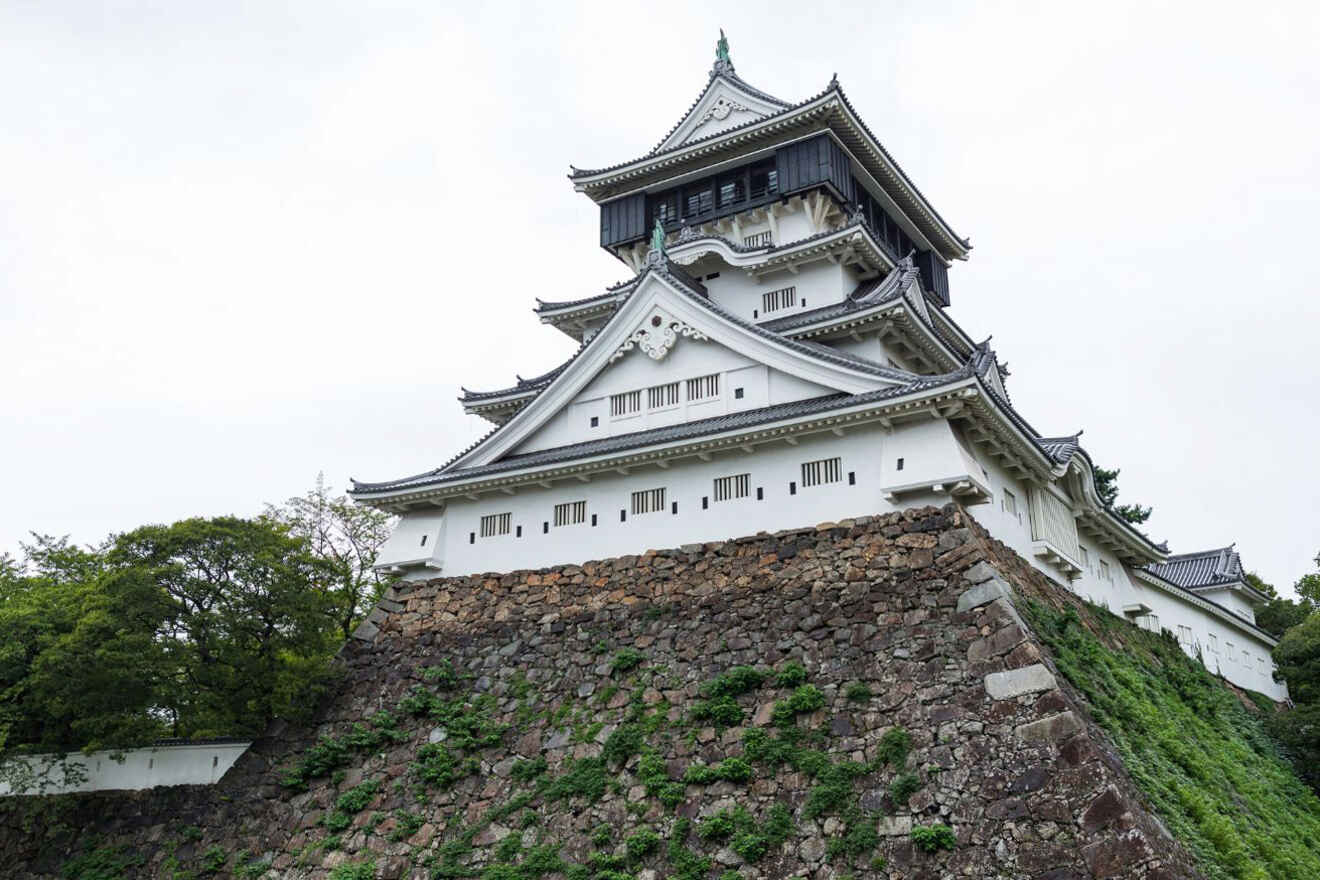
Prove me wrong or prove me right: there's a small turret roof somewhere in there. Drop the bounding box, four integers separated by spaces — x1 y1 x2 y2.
1148 546 1248 590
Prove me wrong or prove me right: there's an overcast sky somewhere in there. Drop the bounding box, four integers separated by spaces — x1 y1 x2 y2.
3 2 1317 594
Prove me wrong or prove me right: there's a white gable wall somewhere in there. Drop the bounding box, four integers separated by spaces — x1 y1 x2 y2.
1194 587 1258 624
512 339 836 455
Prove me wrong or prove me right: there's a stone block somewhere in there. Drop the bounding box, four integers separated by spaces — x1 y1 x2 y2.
962 561 999 585
877 815 913 837
1081 829 1155 876
956 577 1009 612
985 664 1057 700
1016 711 1083 743
1081 786 1128 833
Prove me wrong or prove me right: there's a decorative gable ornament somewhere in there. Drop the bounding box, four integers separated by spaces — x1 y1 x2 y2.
610 311 708 363
695 95 751 125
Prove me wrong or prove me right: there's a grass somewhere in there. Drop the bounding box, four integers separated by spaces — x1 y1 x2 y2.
1025 599 1320 880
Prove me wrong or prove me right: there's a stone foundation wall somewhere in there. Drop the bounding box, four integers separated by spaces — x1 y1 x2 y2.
0 506 1201 879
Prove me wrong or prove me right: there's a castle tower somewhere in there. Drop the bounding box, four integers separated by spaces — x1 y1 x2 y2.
349 35 1284 701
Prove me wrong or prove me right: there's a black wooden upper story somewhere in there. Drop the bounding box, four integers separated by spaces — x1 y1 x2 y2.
598 133 950 307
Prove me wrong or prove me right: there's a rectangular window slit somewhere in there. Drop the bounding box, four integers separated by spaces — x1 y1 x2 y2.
686 373 720 401
761 285 797 314
631 487 666 515
610 390 641 418
648 381 679 409
554 500 587 527
713 473 750 502
800 457 842 488
480 512 512 537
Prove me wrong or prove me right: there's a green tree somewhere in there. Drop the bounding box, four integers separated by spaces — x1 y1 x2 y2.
1269 612 1320 791
263 474 396 639
1244 571 1277 599
1258 599 1312 639
108 516 342 737
1092 466 1153 525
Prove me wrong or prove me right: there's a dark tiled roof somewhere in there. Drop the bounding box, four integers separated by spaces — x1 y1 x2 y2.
1038 434 1083 465
1147 547 1245 589
571 78 968 257
461 358 576 402
536 281 635 314
572 78 838 180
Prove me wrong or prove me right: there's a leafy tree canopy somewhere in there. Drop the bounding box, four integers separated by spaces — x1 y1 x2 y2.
1092 466 1153 525
0 481 394 778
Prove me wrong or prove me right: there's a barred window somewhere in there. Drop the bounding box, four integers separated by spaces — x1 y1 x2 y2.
631 487 666 515
1078 546 1089 569
554 500 587 527
713 473 750 502
648 382 679 409
744 231 772 247
1099 559 1112 582
686 373 719 401
1207 633 1219 654
479 512 511 537
1177 625 1193 646
610 390 641 418
761 286 797 313
800 457 842 488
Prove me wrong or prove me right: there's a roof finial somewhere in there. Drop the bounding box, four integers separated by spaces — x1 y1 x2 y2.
644 218 668 270
712 28 734 77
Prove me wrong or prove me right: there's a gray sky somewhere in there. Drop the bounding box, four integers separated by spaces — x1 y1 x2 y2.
3 2 1317 594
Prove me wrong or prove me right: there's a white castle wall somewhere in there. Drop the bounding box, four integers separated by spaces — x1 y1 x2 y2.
0 741 250 797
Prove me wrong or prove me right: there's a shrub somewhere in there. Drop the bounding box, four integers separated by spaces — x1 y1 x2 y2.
772 685 825 727
590 824 613 847
774 661 808 688
683 757 754 785
495 834 522 862
690 695 744 727
611 648 644 674
541 757 609 804
199 845 228 875
624 828 662 861
602 723 644 767
510 756 548 783
700 666 766 699
844 682 872 702
412 743 478 790
335 779 380 814
876 727 911 768
328 860 375 880
422 659 460 689
910 823 956 853
636 749 685 806
889 771 921 806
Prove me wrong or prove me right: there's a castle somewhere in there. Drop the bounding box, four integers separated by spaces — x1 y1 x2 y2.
350 35 1285 702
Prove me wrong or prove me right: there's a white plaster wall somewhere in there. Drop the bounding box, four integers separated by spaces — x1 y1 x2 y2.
438 427 890 577
376 510 446 571
1196 588 1258 624
0 742 250 797
697 260 857 325
513 340 834 455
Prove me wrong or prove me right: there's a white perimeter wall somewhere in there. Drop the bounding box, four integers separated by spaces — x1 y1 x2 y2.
390 418 1287 701
0 742 250 797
